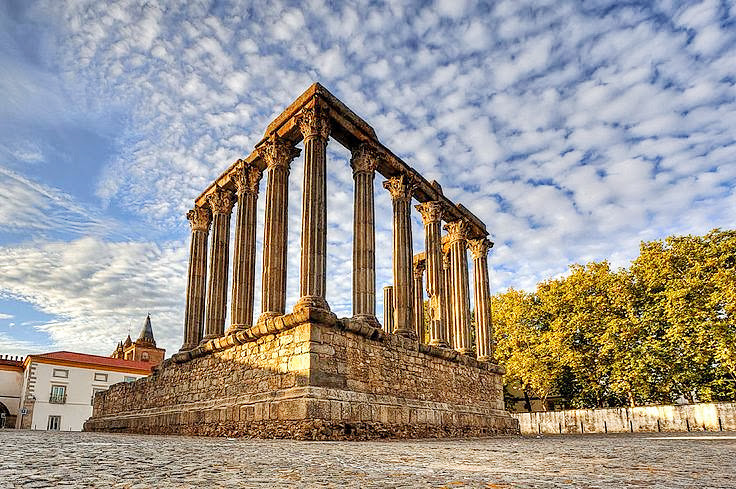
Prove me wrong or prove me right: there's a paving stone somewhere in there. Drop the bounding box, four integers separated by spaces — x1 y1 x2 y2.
2 430 735 488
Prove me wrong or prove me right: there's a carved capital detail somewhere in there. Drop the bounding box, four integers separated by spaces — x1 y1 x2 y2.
350 143 380 174
232 160 263 195
468 238 492 259
444 220 470 243
187 206 211 232
442 252 451 269
207 187 235 215
415 201 444 224
297 104 330 141
257 136 300 170
413 259 426 279
383 174 414 202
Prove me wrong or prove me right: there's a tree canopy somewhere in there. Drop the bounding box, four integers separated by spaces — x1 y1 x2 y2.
493 229 736 410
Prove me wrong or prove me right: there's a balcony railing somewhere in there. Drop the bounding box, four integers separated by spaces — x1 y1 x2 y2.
49 394 67 404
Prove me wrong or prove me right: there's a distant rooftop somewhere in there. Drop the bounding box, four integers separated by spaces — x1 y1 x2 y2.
28 351 155 374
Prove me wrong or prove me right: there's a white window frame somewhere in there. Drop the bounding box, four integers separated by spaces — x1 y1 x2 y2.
124 376 136 383
94 372 108 382
50 384 66 404
47 415 61 430
52 368 69 378
91 388 107 405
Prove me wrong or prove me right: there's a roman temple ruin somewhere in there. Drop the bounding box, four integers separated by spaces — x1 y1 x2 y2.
84 83 517 439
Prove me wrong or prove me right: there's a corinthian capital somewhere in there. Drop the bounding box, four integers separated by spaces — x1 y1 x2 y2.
257 136 301 170
467 238 492 259
444 220 469 243
187 206 211 232
383 174 414 202
297 104 330 141
207 187 235 215
232 160 262 196
413 258 426 279
415 201 444 224
442 251 451 270
350 143 380 174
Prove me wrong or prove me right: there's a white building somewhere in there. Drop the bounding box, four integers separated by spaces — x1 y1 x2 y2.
16 351 154 431
0 355 24 428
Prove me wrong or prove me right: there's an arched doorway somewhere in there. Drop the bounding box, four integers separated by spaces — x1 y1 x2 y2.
0 402 10 428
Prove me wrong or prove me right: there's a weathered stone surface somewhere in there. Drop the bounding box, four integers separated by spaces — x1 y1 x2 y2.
85 318 516 439
4 430 736 488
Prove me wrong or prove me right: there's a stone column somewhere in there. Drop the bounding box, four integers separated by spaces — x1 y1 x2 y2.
227 161 262 333
295 103 331 312
181 206 211 351
445 220 473 356
416 201 448 347
383 175 415 339
202 188 235 342
412 259 425 341
469 238 494 362
258 136 300 322
442 250 454 349
383 285 394 333
350 144 379 323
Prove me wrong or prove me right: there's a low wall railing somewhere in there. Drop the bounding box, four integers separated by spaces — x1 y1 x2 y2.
512 402 736 435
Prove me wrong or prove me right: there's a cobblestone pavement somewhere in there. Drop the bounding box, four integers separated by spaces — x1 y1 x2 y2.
2 430 735 488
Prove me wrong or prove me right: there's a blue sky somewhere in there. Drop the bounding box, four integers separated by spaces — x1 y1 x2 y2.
1 0 734 357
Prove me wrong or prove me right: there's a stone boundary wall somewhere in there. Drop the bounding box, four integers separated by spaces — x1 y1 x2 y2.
513 402 736 435
86 315 518 439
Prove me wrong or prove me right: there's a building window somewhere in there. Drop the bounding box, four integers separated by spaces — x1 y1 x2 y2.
141 352 149 361
124 376 136 383
91 388 107 406
52 368 68 378
49 385 66 404
94 372 108 382
47 415 61 431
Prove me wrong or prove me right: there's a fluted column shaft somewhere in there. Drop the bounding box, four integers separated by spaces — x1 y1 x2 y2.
383 285 394 332
413 261 425 341
258 137 300 320
442 251 454 348
384 175 415 338
469 238 494 361
416 201 448 347
203 189 234 342
295 104 331 312
445 220 473 355
229 162 262 331
181 207 211 351
351 144 379 322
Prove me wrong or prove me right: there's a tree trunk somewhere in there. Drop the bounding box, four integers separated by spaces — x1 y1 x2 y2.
523 389 533 413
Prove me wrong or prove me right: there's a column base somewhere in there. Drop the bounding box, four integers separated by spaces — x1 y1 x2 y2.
225 324 250 335
199 334 220 345
257 311 282 325
429 339 450 348
294 295 330 313
476 355 492 363
351 314 380 328
456 348 476 357
394 328 417 340
178 343 196 352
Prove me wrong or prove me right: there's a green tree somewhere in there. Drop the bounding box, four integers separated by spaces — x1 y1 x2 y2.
493 228 736 409
493 289 564 410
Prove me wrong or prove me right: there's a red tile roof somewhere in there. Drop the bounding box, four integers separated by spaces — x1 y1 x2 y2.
30 351 156 373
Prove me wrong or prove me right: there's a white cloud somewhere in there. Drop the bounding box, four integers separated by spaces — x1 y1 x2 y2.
0 237 187 355
0 0 733 357
0 332 48 358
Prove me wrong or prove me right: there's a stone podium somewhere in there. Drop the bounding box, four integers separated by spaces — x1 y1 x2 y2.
84 83 518 439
